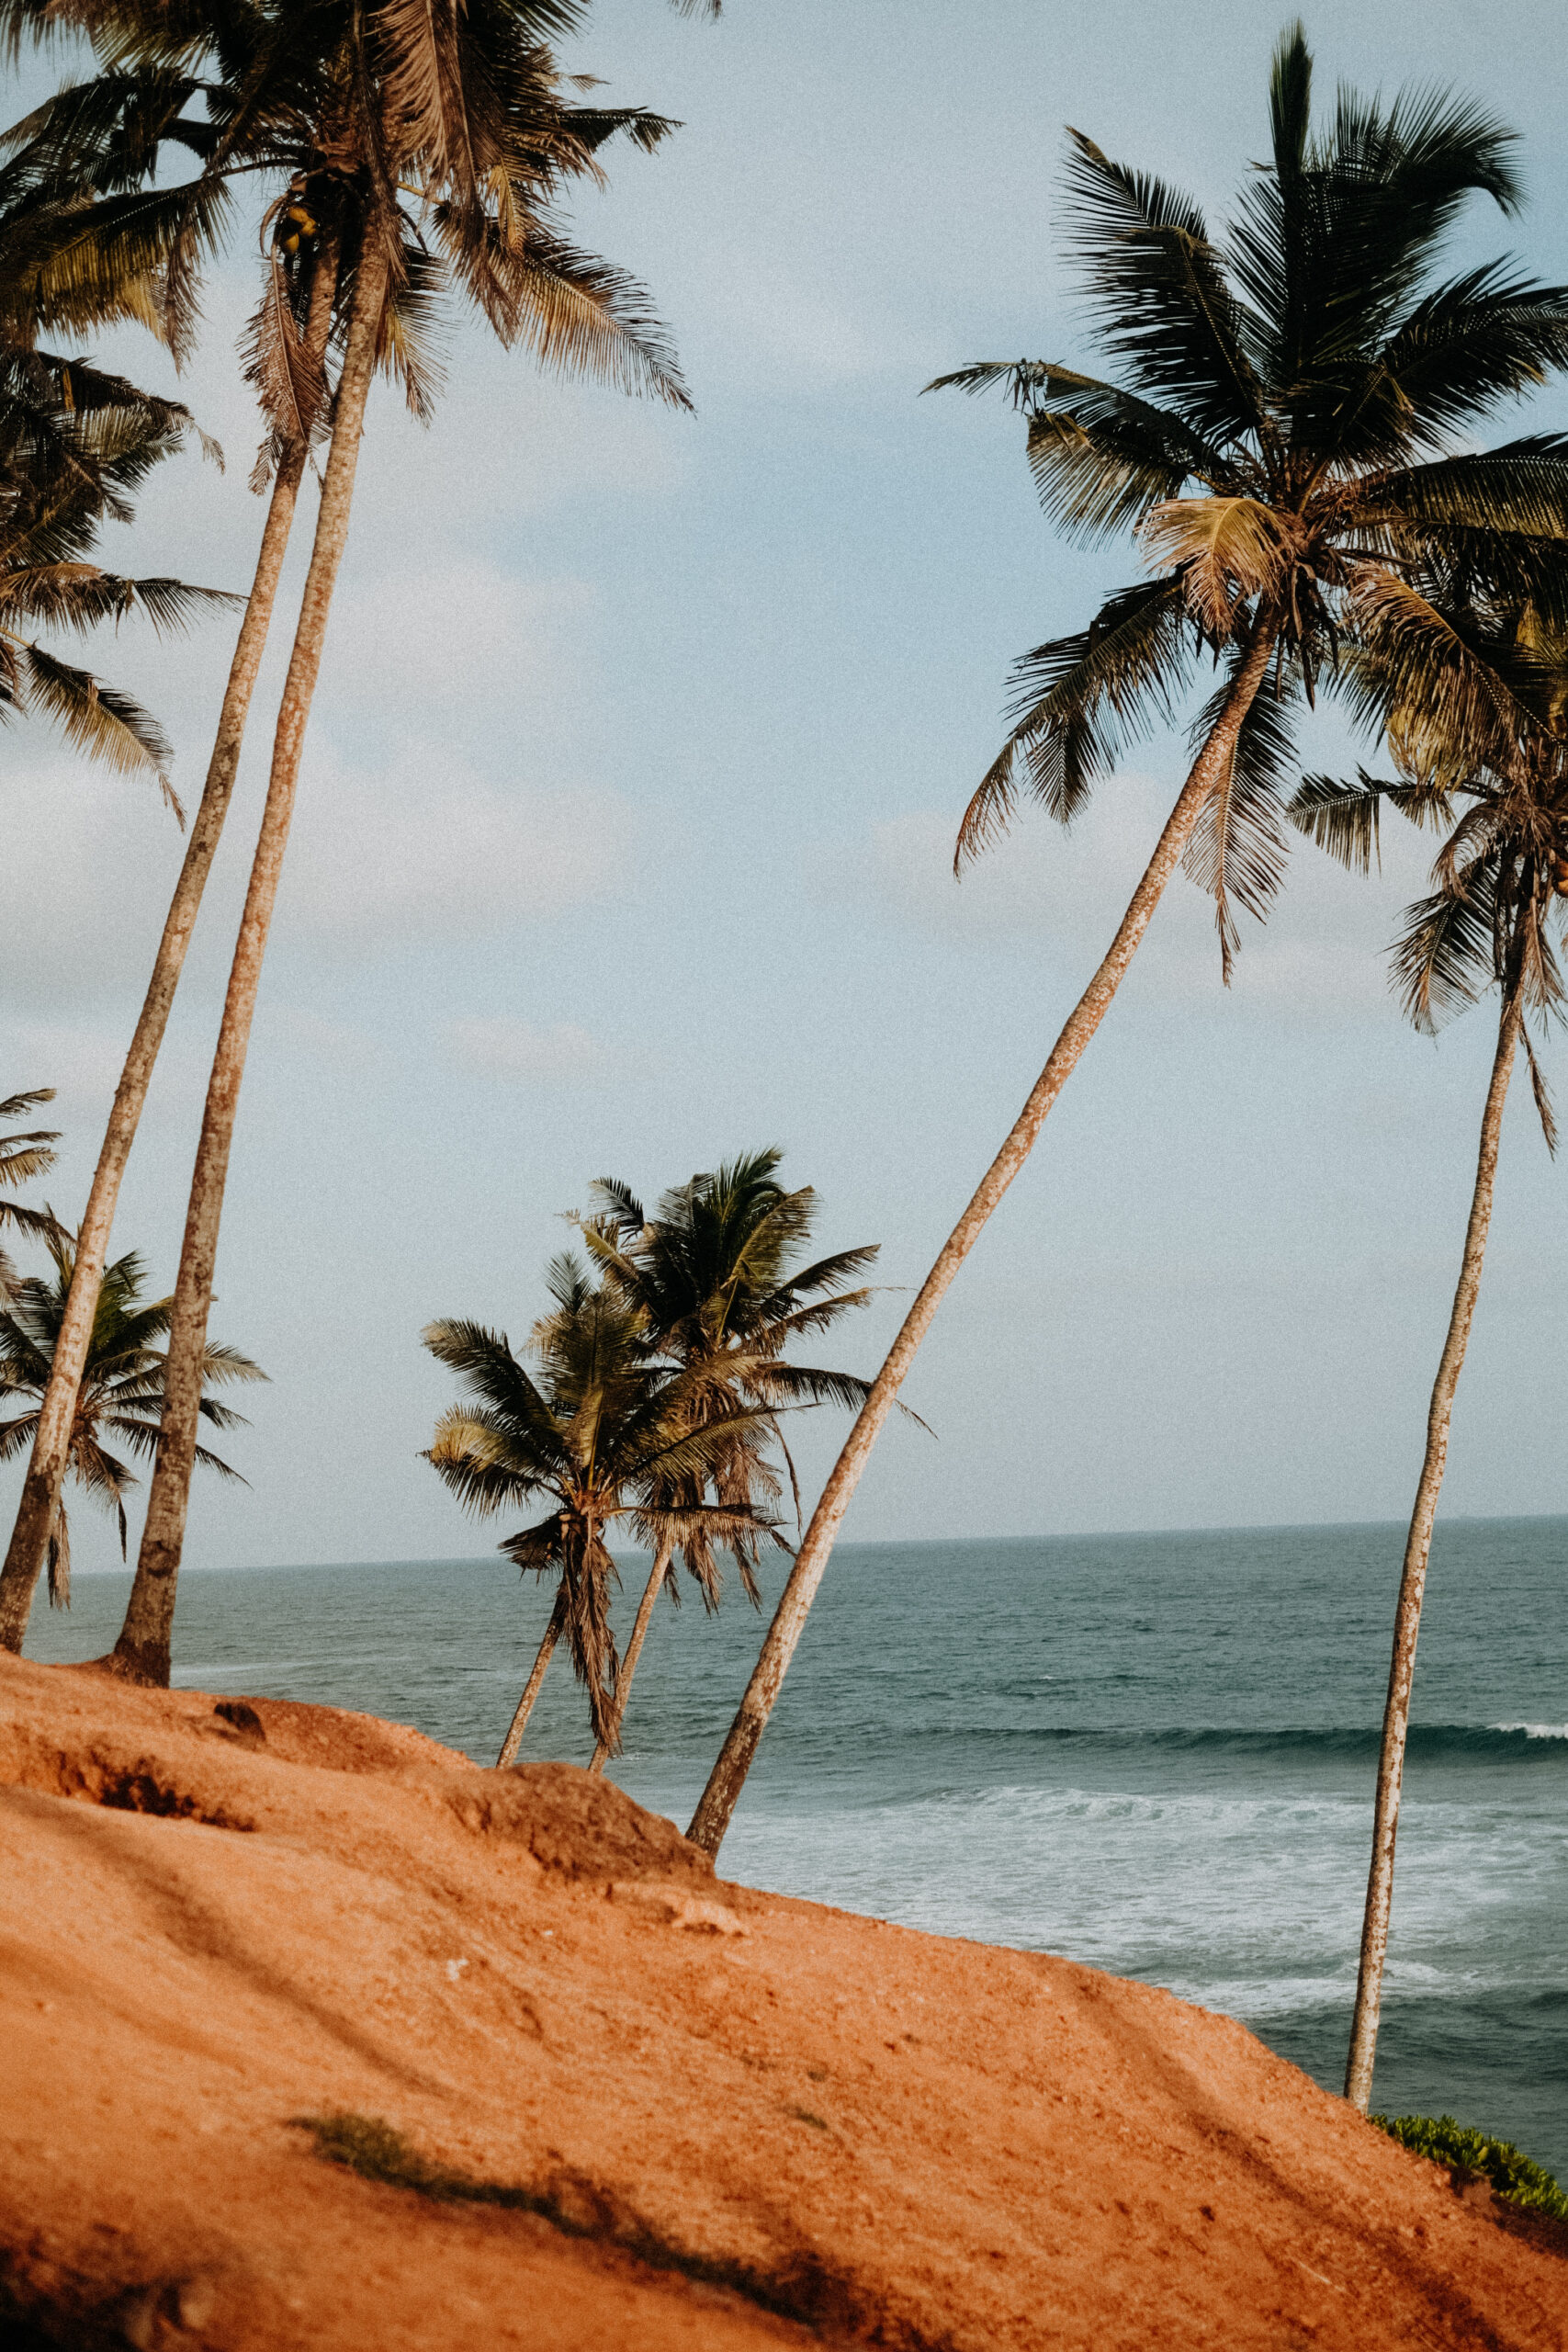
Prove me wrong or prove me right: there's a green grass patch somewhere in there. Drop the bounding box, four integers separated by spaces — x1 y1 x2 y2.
1371 2113 1568 2222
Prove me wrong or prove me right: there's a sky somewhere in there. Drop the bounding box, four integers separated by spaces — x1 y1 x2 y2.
6 0 1568 1580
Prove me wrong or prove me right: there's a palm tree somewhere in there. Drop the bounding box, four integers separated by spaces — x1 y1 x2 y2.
0 0 690 1670
0 1088 61 1301
577 1148 881 1772
423 1254 777 1761
0 1237 263 1612
1287 599 1568 2110
685 25 1568 1856
0 40 332 1650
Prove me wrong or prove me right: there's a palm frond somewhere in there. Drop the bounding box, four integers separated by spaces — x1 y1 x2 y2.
1062 128 1262 444
1022 376 1234 547
1359 436 1568 540
1287 769 1458 874
458 218 691 408
240 252 330 476
958 577 1191 864
1142 495 1294 635
1522 1018 1558 1155
1181 665 1299 977
1338 569 1527 758
1392 874 1498 1031
13 644 180 808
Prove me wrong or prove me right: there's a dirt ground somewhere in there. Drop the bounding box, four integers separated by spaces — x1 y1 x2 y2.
1 1650 1563 2349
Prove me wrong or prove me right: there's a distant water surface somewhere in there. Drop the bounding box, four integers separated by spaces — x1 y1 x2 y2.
29 1520 1568 2178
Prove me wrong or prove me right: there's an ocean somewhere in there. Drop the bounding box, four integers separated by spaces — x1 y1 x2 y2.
26 1518 1568 2181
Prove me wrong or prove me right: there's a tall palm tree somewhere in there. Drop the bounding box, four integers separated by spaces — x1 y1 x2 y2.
0 0 690 1668
577 1148 880 1772
685 25 1568 1856
1287 599 1568 2110
0 1237 263 1611
0 1088 61 1301
0 32 339 1650
423 1254 776 1761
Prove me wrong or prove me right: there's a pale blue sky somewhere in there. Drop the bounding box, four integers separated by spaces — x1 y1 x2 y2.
6 0 1568 1581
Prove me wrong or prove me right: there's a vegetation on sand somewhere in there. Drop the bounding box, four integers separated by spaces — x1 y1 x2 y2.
1372 2113 1568 2221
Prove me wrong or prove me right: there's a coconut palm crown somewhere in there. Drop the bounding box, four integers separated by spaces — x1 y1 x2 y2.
933 23 1568 974
423 1257 780 1750
0 1237 263 1609
580 1148 882 1607
0 115 232 791
0 0 690 467
1292 601 1568 1061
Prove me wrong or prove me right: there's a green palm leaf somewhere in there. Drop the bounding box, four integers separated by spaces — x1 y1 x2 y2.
957 578 1190 864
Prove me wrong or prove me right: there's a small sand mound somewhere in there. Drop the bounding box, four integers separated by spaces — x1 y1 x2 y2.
1 1649 1562 2350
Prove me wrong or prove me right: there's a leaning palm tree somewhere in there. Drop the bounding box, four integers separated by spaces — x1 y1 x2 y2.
0 1237 262 1613
0 40 324 1652
112 0 688 1688
0 0 689 1670
0 1088 61 1301
577 1148 880 1772
423 1253 777 1761
686 24 1568 1856
1288 598 1568 2110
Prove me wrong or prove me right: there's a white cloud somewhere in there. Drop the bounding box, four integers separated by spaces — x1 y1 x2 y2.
1 748 207 1013
254 1005 379 1067
322 564 594 720
280 752 632 951
703 266 916 387
445 1016 618 1085
0 1019 136 1109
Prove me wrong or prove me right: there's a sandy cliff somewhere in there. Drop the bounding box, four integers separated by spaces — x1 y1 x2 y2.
1 1652 1562 2350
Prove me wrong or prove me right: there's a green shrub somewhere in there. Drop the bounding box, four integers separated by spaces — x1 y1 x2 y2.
1371 2113 1568 2221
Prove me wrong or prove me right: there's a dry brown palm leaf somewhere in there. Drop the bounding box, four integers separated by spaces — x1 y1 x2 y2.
1141 495 1297 634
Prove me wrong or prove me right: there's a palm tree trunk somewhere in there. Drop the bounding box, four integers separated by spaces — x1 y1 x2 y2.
498 1589 568 1768
686 622 1280 1857
1343 985 1522 2113
589 1540 671 1773
108 234 391 1686
0 254 338 1657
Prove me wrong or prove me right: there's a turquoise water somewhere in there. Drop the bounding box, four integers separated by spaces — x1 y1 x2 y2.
27 1519 1568 2177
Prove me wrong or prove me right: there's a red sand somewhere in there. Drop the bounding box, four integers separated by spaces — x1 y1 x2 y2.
1 1651 1563 2348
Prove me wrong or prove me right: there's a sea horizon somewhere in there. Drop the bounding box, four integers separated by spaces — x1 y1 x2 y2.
39 1504 1568 1582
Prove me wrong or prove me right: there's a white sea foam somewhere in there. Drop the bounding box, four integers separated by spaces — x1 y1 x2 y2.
719 1776 1568 2020
1492 1721 1568 1739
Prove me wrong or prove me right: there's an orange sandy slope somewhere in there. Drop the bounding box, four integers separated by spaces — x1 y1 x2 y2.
1 1651 1563 2350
